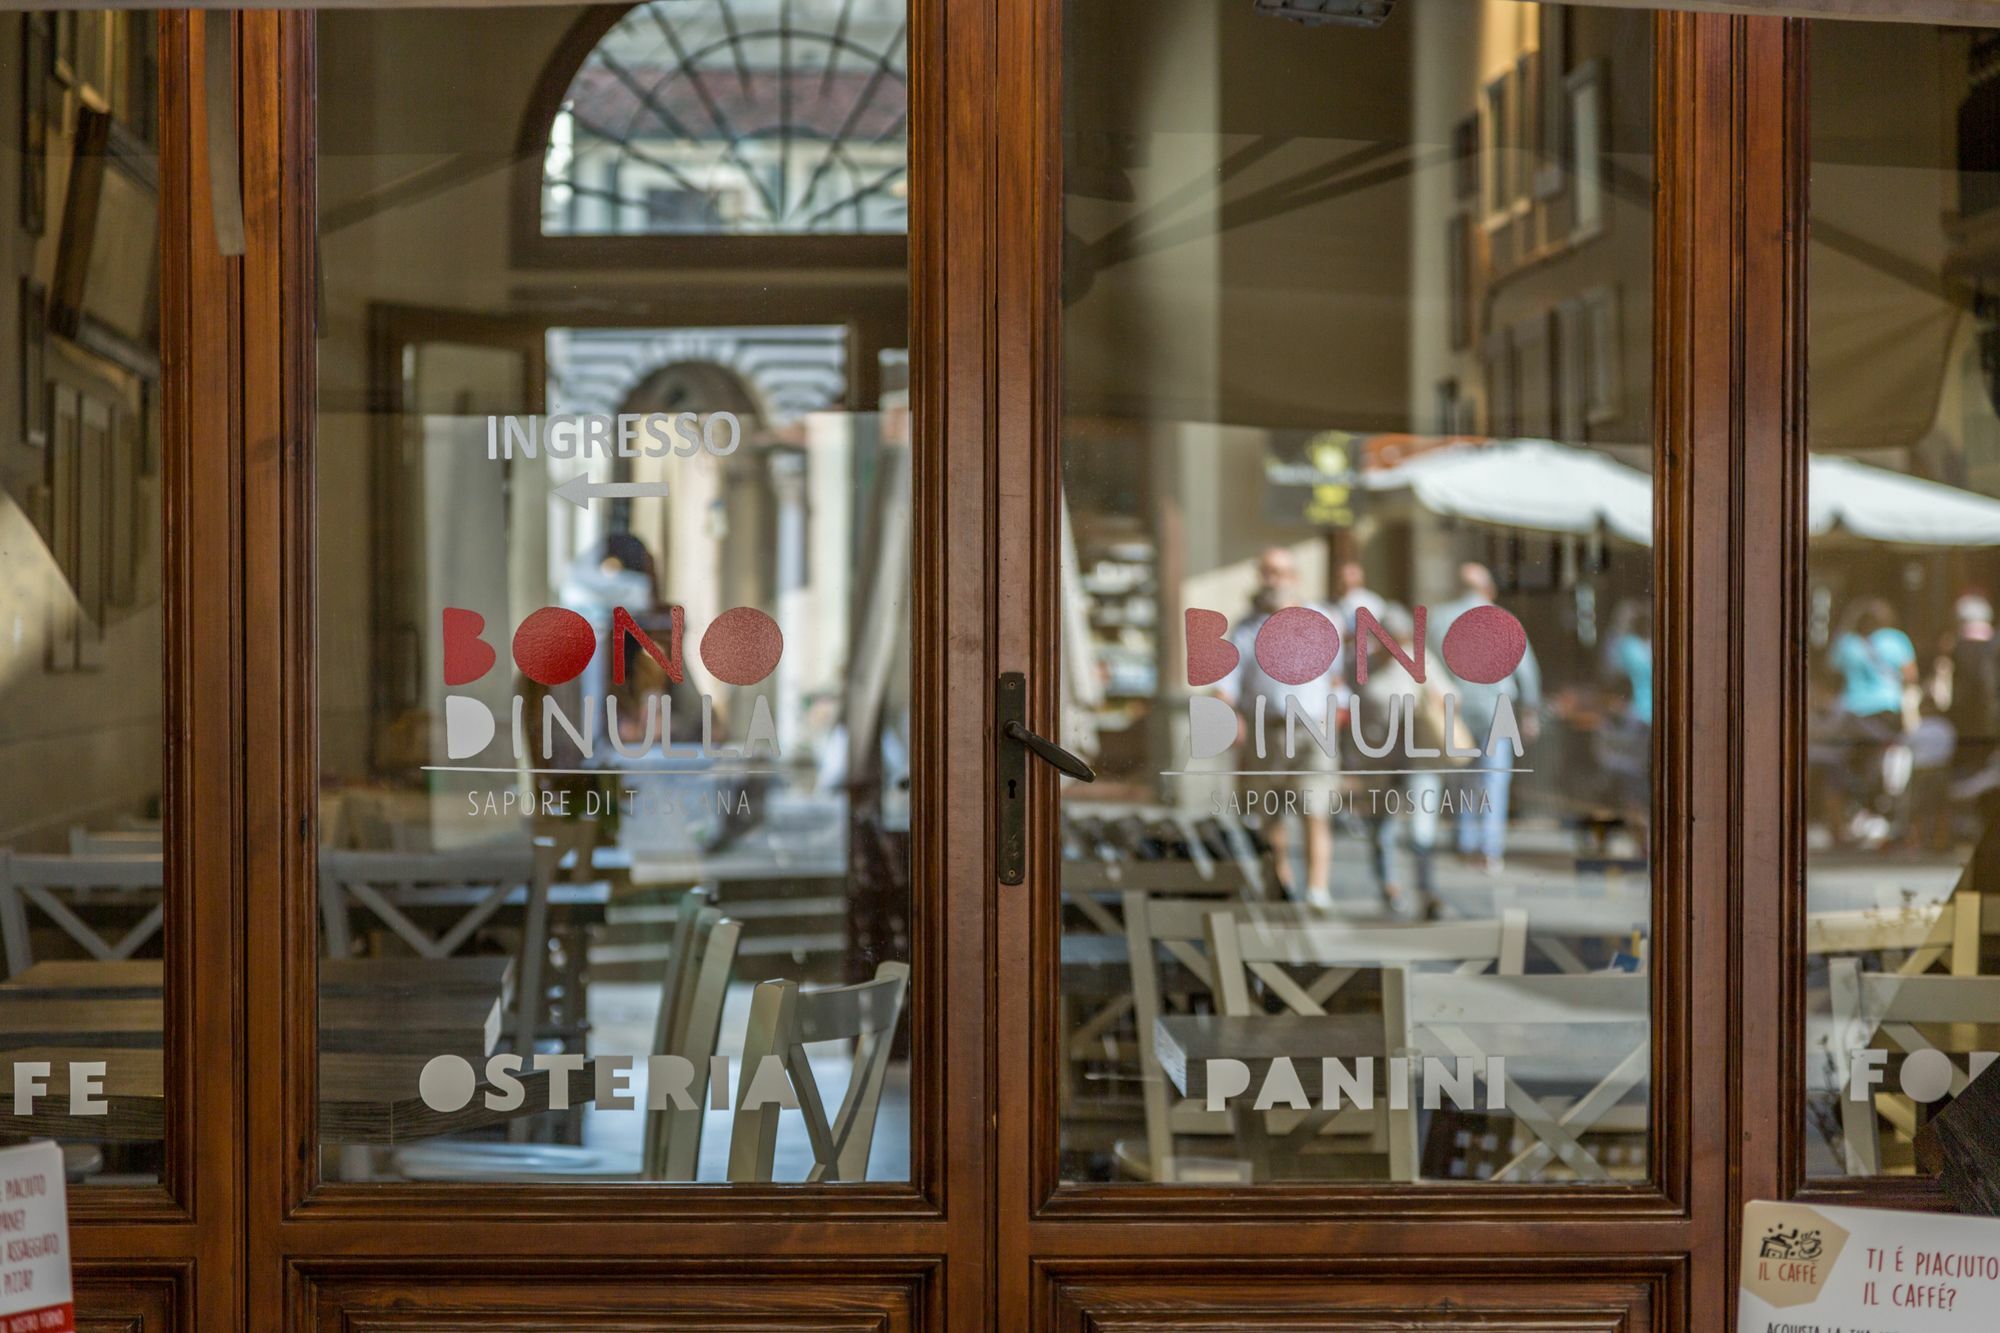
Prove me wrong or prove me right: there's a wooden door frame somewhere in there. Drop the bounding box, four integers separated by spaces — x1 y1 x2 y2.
235 0 993 1326
991 7 1803 1329
67 12 244 1331
74 3 1816 1329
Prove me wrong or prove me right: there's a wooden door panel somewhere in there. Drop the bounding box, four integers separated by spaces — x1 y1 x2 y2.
300 1270 930 1332
73 1266 181 1331
1042 1268 1666 1333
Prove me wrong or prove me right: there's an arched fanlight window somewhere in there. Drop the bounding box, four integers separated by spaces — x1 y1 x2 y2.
541 0 908 237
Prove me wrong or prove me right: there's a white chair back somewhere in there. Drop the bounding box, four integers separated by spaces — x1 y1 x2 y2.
1386 969 1650 1183
318 847 539 960
728 960 910 1182
1207 910 1529 1019
67 827 164 857
0 850 167 977
1827 958 2000 1175
1808 888 1981 978
641 889 742 1180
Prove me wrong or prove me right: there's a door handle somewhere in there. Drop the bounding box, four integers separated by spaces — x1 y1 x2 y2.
1003 721 1096 783
997 672 1093 885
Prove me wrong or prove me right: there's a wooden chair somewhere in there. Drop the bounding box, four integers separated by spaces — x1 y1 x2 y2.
1201 910 1529 1181
0 851 166 978
1826 958 2000 1176
727 960 910 1182
393 891 741 1181
1385 970 1650 1183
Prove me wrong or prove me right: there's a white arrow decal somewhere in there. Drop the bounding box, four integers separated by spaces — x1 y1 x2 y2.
551 476 672 509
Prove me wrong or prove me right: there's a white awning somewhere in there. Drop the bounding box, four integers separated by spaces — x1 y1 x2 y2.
1367 439 2000 548
1364 438 1655 545
1809 453 2000 544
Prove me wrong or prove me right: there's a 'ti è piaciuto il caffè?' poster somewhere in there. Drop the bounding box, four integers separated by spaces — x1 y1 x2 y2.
1740 1200 2000 1331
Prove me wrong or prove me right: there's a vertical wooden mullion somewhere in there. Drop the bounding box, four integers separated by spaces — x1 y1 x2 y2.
239 8 303 1329
1657 8 1734 1323
1734 6 1808 1247
992 0 1052 1313
1660 9 1806 1328
70 11 243 1329
188 9 247 1327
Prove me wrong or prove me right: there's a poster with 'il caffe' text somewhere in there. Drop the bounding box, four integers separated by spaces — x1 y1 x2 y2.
1741 1200 2000 1330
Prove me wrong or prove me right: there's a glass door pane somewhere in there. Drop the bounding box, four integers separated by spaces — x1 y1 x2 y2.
1055 0 1658 1187
0 9 167 1190
312 1 913 1185
1802 16 2000 1183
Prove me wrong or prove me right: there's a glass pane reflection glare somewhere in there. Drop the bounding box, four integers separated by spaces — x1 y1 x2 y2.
315 3 911 1184
1056 0 1657 1186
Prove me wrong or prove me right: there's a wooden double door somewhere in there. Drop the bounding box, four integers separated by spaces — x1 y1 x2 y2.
29 1 1945 1329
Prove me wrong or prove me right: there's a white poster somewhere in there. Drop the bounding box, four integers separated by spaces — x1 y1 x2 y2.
1741 1199 2000 1330
0 1142 71 1333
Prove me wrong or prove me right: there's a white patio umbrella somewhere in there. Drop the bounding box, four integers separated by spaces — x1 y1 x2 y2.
1364 440 2000 549
1808 454 2000 546
1363 438 1654 544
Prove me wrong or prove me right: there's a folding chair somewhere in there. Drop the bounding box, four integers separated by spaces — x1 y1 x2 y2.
1826 959 2000 1176
728 960 910 1182
0 851 166 978
1386 970 1651 1183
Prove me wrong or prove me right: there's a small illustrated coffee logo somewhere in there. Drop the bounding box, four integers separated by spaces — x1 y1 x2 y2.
1761 1224 1826 1262
1740 1203 1850 1312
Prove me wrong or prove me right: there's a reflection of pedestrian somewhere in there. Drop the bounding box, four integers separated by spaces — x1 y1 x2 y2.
1429 562 1541 874
1831 598 1915 725
1217 546 1341 905
1828 599 1915 846
1605 600 1653 725
1352 604 1413 913
1600 599 1652 856
1354 607 1448 919
1948 593 2000 780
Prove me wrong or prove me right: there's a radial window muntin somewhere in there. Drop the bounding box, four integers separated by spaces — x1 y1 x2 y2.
542 0 909 237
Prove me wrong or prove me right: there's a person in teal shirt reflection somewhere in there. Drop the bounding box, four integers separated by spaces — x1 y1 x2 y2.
1827 597 1916 845
1606 601 1653 724
1831 599 1916 722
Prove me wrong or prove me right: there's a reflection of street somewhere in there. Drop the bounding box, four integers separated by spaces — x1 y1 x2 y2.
1317 818 1644 926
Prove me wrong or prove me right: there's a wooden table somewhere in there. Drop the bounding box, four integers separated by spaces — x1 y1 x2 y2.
1059 934 1203 998
0 956 587 1143
0 961 506 1059
6 956 517 1000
